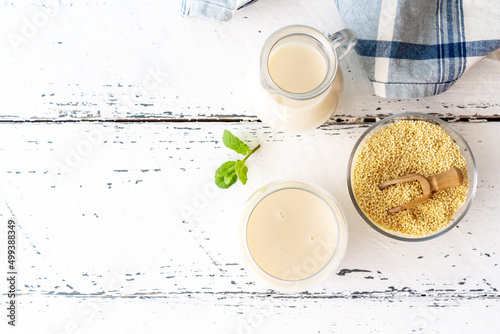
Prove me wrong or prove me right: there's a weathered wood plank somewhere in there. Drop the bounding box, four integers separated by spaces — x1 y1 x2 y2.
10 294 500 334
1 2 499 122
1 122 498 298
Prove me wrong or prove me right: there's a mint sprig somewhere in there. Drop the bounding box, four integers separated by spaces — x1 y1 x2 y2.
215 130 260 189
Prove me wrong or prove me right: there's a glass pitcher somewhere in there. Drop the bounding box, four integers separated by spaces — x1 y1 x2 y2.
249 25 357 133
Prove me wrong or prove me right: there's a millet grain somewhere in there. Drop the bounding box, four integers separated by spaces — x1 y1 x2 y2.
352 120 468 236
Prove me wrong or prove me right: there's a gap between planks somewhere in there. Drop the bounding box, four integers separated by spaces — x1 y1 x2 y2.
28 290 500 300
0 114 499 124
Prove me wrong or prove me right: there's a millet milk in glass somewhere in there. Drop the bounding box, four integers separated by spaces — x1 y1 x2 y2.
248 26 357 133
242 182 348 291
267 40 328 95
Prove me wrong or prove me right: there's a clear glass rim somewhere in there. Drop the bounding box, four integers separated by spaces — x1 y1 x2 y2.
346 112 478 242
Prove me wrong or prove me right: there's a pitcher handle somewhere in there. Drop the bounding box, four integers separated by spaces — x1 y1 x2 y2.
329 29 357 61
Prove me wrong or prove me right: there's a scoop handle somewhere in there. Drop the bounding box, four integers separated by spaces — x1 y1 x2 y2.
428 167 464 192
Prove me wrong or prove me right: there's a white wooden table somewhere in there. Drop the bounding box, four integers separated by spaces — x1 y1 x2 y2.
1 1 500 333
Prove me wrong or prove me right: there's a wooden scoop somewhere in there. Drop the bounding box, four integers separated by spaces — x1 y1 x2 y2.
378 167 464 214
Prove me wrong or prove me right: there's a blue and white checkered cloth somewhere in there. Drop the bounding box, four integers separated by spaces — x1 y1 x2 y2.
182 0 500 98
336 0 500 98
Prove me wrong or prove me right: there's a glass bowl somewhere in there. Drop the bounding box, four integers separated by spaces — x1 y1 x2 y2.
240 180 348 291
347 112 477 241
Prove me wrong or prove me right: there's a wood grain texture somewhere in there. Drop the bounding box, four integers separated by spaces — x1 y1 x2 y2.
2 1 500 333
1 1 500 122
0 121 499 333
1 122 498 294
13 295 500 333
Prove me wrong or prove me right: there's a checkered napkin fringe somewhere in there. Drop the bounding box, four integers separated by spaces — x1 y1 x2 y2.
336 0 500 98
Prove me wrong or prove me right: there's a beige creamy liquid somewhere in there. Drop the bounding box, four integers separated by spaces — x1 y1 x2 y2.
268 42 327 94
246 188 338 281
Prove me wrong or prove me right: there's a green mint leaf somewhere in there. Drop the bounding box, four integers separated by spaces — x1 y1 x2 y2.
223 173 237 188
223 130 250 155
235 160 248 185
215 161 237 189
